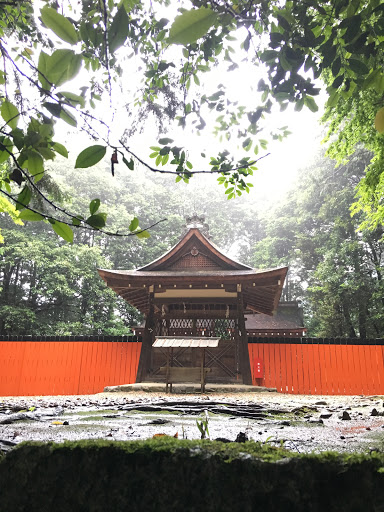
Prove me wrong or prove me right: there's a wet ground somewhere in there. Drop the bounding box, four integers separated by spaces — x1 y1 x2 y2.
1 392 384 455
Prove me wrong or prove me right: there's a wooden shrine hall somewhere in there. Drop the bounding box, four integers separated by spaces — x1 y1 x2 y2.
98 218 288 386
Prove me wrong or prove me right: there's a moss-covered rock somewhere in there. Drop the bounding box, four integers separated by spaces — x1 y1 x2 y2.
1 439 384 511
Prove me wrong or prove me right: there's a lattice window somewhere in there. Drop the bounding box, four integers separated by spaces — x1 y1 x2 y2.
170 253 222 270
154 317 236 338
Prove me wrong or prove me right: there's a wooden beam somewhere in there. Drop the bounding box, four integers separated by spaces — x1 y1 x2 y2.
136 291 154 382
154 310 239 320
153 297 238 305
103 273 285 288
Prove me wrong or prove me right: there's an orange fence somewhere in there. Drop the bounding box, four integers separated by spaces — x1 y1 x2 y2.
248 341 384 395
1 338 384 396
0 340 141 396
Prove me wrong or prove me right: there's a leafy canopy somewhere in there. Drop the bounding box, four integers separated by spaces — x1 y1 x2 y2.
1 0 384 241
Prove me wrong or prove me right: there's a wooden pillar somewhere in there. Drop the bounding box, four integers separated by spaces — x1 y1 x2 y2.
191 317 198 366
136 290 155 382
237 287 252 385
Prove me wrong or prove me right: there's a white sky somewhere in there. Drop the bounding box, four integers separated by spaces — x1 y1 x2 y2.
51 3 326 206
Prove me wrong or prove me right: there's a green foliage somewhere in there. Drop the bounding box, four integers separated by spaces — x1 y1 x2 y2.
40 7 79 45
1 0 384 240
0 224 141 336
168 7 219 45
75 146 107 169
49 220 74 243
0 159 265 335
252 148 384 338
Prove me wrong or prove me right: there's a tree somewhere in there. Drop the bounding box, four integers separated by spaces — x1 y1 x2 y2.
252 148 384 338
1 0 384 242
0 225 143 335
0 154 265 335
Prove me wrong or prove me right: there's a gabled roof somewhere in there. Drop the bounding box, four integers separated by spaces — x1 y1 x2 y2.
138 228 251 271
98 227 288 316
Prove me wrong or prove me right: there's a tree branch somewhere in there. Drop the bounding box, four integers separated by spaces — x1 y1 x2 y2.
118 139 270 175
1 185 167 237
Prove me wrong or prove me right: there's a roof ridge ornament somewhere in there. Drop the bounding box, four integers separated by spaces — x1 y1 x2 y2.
185 214 210 238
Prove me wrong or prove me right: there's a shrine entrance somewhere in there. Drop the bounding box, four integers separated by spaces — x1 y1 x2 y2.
150 314 239 383
98 217 288 385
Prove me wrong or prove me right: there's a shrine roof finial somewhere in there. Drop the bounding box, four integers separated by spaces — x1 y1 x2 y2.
185 214 210 237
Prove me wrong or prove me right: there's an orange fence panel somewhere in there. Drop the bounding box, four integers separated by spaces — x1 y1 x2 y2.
2 339 384 396
247 341 384 395
0 340 142 396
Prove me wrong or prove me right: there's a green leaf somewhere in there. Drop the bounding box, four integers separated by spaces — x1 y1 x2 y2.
129 216 139 231
58 91 85 108
331 57 341 77
16 186 32 210
375 107 384 133
72 216 83 226
38 51 51 91
260 50 278 63
168 7 218 45
348 59 369 76
123 156 134 170
89 198 100 215
40 6 78 45
242 137 252 150
18 210 44 221
60 107 77 127
122 0 137 13
108 5 129 53
304 96 318 112
37 147 55 160
0 137 12 164
332 75 344 89
51 220 74 243
279 53 291 72
1 100 19 130
86 213 106 229
52 142 68 158
75 145 106 168
341 14 361 43
276 13 291 32
43 102 62 118
135 229 150 239
26 150 44 180
45 50 82 87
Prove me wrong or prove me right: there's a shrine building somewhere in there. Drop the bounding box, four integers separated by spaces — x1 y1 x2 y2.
98 217 288 386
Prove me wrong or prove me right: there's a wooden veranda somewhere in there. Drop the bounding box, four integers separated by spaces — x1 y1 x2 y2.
98 219 288 385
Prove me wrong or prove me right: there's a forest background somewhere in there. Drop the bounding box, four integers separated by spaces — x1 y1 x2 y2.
2 143 384 339
1 0 384 339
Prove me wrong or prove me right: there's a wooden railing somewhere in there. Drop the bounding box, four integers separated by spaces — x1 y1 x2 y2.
0 336 383 396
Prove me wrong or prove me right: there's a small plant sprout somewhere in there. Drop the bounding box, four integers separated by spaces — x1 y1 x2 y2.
196 410 210 440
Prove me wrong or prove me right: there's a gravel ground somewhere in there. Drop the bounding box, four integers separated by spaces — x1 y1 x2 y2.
1 392 384 454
